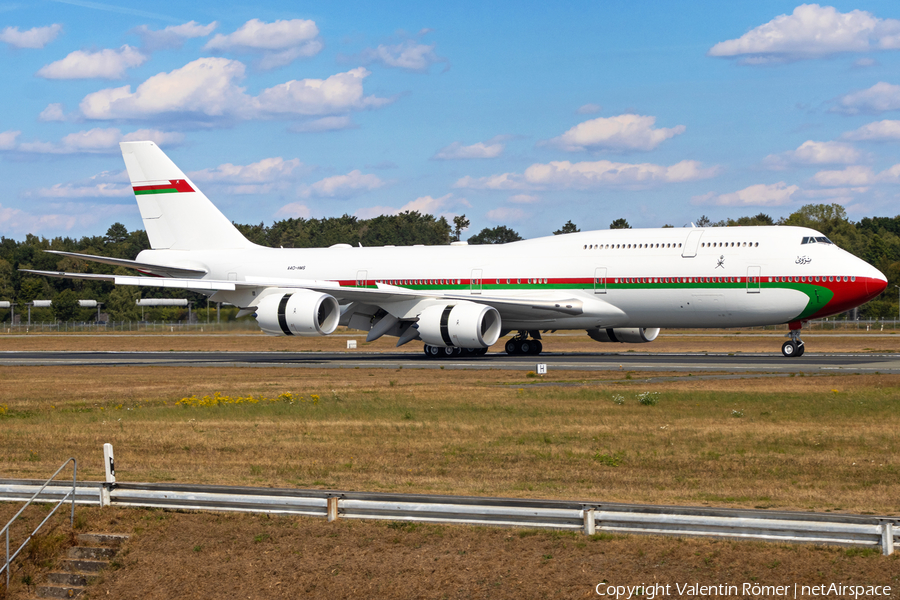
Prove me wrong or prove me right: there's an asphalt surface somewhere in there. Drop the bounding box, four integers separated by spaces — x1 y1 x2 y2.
1 350 899 373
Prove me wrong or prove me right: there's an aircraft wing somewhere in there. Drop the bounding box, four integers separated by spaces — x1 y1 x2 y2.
20 269 587 316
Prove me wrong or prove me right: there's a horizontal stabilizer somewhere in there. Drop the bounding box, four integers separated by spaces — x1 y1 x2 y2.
45 250 207 278
20 270 236 291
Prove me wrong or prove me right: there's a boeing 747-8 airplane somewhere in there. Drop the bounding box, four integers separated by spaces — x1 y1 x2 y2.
25 142 888 358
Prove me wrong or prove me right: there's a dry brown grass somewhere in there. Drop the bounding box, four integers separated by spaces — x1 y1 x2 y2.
1 366 898 516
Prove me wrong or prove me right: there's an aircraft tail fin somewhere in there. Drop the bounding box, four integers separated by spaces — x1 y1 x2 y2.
120 141 255 250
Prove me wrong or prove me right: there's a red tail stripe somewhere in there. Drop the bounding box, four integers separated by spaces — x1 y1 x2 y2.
133 179 194 193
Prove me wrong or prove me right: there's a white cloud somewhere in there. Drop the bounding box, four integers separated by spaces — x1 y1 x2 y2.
253 67 389 116
834 82 900 115
811 165 874 186
78 59 389 122
15 128 183 154
874 163 900 183
400 193 462 214
290 116 357 133
0 202 132 235
841 119 900 141
274 202 311 219
693 182 800 207
764 140 861 168
708 4 900 64
79 57 248 120
545 114 686 152
189 157 305 183
0 130 20 150
455 159 719 191
302 170 385 198
205 19 322 68
188 157 306 195
508 194 540 204
486 206 527 223
37 45 147 80
135 21 217 50
354 193 469 219
0 24 61 49
363 40 444 72
433 139 504 160
27 183 131 198
576 103 602 115
38 103 67 122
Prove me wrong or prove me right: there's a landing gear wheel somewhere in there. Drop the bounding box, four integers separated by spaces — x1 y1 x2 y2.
532 340 543 355
783 321 806 358
443 346 458 357
505 339 519 355
519 340 532 355
424 344 442 358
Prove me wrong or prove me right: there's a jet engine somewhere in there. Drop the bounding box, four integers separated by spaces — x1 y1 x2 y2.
587 327 660 343
255 289 340 336
416 301 502 348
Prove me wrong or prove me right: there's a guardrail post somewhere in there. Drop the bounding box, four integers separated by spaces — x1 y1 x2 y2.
583 508 596 535
882 521 894 556
101 443 115 507
327 497 339 522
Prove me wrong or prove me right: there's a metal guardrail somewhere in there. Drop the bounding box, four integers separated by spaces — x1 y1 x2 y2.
0 479 895 556
0 460 77 589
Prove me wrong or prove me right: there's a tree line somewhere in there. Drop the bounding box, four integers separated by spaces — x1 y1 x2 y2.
1 204 898 322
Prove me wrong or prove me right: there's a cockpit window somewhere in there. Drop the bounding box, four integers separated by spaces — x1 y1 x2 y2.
801 236 834 245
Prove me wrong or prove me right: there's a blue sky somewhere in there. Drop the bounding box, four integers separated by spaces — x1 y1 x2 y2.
2 1 900 241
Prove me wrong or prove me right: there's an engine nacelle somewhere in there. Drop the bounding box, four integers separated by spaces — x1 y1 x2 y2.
587 327 660 344
416 302 502 348
255 290 340 336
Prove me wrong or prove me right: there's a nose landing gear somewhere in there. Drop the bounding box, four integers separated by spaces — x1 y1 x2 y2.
781 321 805 357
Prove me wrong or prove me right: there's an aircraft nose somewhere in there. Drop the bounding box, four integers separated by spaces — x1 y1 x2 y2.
865 267 888 296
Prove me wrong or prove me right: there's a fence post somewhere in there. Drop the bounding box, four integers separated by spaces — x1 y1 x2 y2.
882 521 894 556
101 443 115 507
583 508 596 535
327 497 339 522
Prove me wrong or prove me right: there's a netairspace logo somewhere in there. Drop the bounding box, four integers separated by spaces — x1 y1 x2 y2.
594 582 893 599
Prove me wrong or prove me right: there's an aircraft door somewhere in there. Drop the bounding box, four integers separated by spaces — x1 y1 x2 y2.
747 266 761 293
356 270 368 287
470 269 483 295
682 230 704 258
594 267 607 294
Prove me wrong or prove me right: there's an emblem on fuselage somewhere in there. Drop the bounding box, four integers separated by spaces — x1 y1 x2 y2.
795 256 812 265
716 255 725 269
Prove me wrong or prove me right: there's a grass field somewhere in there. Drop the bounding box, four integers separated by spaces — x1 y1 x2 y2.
1 364 897 515
1 332 898 598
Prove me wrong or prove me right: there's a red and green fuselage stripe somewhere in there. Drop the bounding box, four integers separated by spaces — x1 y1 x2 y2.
133 179 194 195
334 276 882 322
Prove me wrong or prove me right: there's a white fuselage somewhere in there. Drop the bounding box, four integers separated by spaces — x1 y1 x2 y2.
138 225 886 331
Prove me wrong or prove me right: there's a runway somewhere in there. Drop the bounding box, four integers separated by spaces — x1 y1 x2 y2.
1 350 899 373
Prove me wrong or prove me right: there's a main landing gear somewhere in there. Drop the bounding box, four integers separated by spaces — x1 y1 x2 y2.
505 331 543 356
781 321 805 357
423 345 488 359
